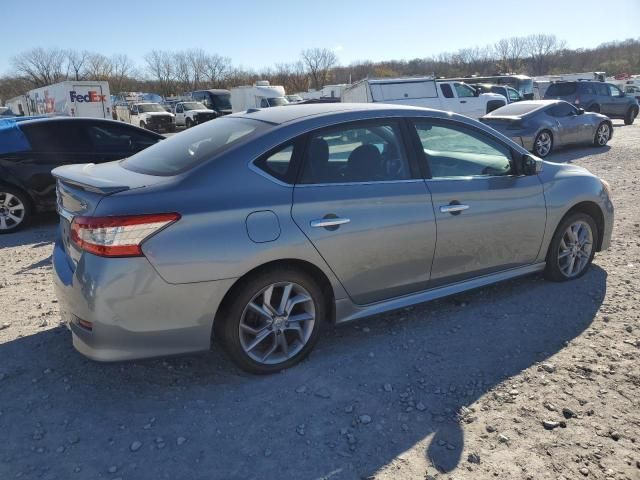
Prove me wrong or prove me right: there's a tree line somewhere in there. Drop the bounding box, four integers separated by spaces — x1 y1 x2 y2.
1 35 639 102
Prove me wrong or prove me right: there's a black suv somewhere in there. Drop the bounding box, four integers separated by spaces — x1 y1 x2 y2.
544 81 639 125
0 117 163 233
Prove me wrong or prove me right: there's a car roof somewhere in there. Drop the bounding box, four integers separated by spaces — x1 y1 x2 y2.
229 103 449 125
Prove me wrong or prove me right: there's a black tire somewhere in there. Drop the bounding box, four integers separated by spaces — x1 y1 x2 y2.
0 185 32 234
593 122 611 147
185 118 193 129
624 106 638 125
588 104 601 113
545 212 598 282
215 267 326 374
533 130 553 158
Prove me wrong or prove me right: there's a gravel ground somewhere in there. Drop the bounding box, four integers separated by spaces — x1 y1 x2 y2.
0 121 638 480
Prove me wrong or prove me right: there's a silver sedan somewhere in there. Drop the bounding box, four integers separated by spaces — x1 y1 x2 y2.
480 100 612 158
52 103 614 373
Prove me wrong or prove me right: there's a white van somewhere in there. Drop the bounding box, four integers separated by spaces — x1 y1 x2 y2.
342 77 505 119
230 81 288 113
9 81 112 118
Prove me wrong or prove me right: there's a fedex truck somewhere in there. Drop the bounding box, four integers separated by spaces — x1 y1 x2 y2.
7 81 112 118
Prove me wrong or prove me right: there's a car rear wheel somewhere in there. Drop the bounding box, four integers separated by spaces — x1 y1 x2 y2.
0 186 31 234
216 268 325 374
185 118 193 129
545 212 597 282
593 122 611 147
533 130 553 158
624 106 638 125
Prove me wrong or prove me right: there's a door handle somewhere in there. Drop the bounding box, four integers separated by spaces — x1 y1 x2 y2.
460 100 467 103
310 217 350 228
440 204 469 214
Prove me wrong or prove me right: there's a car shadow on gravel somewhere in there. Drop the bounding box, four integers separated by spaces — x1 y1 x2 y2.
547 145 611 163
0 213 57 249
0 265 607 480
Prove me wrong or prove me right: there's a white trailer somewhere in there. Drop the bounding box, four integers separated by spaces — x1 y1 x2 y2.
10 81 112 118
230 81 288 112
342 77 506 119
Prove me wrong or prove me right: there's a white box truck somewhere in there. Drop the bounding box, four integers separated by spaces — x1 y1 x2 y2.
342 77 506 118
6 81 112 118
230 81 288 112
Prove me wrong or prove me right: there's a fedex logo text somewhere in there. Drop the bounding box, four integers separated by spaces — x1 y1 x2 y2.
69 91 106 103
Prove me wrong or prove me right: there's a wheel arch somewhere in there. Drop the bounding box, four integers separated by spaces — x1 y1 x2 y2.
212 258 337 339
560 201 605 252
0 181 35 211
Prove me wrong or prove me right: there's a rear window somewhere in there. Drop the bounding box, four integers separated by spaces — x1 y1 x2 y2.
545 83 577 96
122 117 266 175
485 102 544 116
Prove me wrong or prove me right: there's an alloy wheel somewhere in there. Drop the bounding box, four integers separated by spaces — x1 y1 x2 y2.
596 124 610 145
557 220 593 278
238 282 316 365
535 132 552 157
0 192 26 231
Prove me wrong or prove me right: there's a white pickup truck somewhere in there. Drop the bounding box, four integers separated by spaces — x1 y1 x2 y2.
172 101 217 128
115 102 176 133
342 77 506 118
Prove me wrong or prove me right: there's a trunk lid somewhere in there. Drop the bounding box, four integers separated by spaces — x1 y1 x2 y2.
53 160 169 267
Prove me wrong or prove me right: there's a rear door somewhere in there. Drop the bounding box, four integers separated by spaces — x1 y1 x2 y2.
291 119 436 305
71 84 107 118
409 118 546 284
547 103 582 145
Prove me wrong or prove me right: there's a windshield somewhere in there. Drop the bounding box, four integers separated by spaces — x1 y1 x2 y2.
138 104 168 113
268 97 289 107
182 102 206 111
486 101 545 116
122 117 266 175
142 93 163 103
212 93 232 110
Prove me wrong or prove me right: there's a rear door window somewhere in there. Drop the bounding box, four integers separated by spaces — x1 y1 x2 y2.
22 122 92 153
440 84 454 98
299 121 412 184
85 123 161 154
545 83 577 96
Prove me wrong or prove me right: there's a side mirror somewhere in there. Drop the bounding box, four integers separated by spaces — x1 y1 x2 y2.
577 108 585 115
521 154 543 175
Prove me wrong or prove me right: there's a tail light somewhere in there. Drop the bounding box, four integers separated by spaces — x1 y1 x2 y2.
70 213 180 257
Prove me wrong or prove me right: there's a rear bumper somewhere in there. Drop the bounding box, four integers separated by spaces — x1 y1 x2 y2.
52 237 235 361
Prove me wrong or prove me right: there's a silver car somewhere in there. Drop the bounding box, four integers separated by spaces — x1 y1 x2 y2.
52 104 614 373
480 100 613 158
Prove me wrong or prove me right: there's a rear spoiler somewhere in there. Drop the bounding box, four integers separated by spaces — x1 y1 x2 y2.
52 163 130 195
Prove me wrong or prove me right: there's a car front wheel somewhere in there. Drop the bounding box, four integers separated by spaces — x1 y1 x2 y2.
545 212 598 282
216 268 325 374
533 130 553 158
0 187 30 234
593 122 611 147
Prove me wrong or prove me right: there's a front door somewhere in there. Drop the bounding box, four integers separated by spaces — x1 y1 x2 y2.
291 119 436 305
410 118 547 285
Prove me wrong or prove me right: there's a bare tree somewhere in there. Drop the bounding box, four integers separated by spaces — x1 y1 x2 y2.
84 53 113 80
144 50 175 96
300 48 338 90
203 54 231 88
12 48 68 87
110 54 135 92
272 62 309 93
66 50 90 80
525 34 567 75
